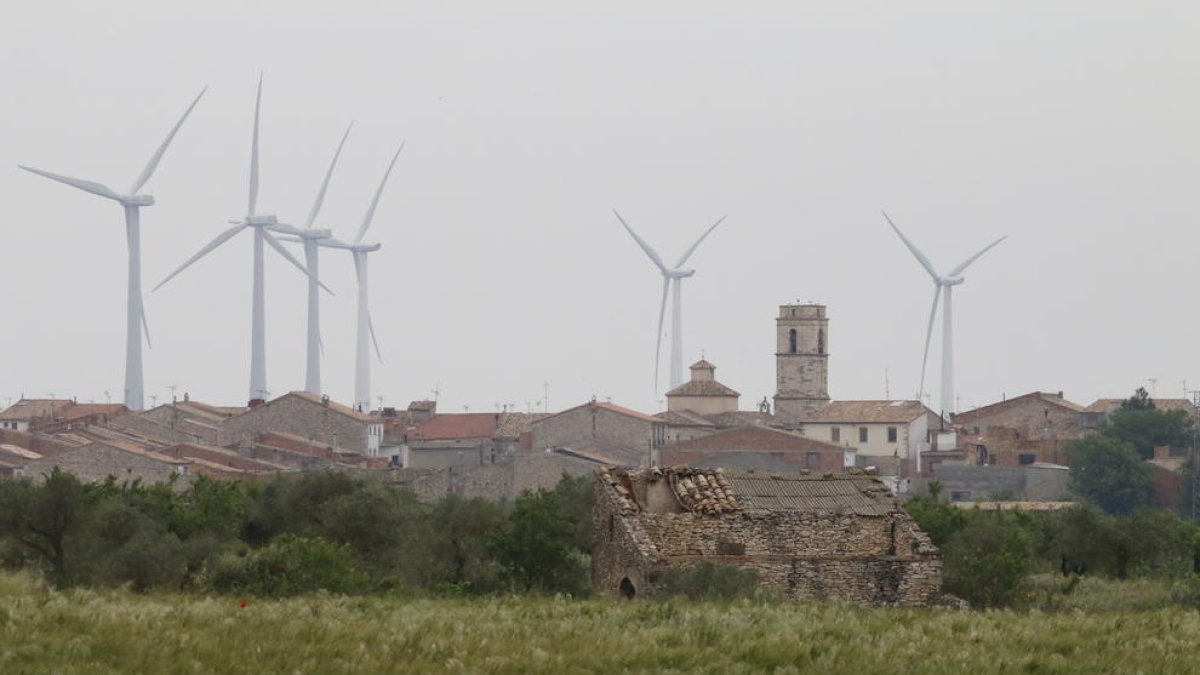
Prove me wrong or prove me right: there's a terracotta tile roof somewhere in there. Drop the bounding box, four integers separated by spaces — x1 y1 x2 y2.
537 400 662 425
953 392 1084 421
605 467 898 517
803 400 937 424
666 380 740 398
704 410 775 428
408 400 437 412
58 404 128 420
690 359 716 369
410 413 500 441
656 409 716 427
0 444 42 460
1085 398 1197 414
0 399 73 421
665 425 843 453
281 391 377 422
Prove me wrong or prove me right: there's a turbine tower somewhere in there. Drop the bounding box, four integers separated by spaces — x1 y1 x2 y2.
293 123 352 395
154 77 328 403
613 210 726 394
882 211 1006 416
18 88 205 411
294 143 403 411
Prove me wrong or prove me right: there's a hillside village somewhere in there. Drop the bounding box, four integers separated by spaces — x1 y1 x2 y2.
3 301 1192 511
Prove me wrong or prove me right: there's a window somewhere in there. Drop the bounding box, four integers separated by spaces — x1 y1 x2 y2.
1019 453 1037 465
788 329 797 354
887 427 897 443
858 427 868 443
806 452 821 469
817 329 825 355
716 541 746 556
831 427 841 443
950 491 971 502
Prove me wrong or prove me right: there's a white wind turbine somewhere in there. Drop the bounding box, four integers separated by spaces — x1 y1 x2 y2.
294 143 403 411
882 211 1006 416
291 123 352 395
154 77 329 403
613 210 726 394
18 88 206 411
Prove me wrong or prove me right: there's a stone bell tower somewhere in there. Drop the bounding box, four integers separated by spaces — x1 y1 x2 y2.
773 303 830 424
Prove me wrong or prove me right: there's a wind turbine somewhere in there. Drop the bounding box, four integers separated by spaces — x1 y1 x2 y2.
292 123 352 395
292 143 403 411
154 77 328 403
18 87 205 411
612 210 726 394
882 211 1006 416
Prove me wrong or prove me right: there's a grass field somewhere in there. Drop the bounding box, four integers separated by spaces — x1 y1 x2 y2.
2 572 1199 674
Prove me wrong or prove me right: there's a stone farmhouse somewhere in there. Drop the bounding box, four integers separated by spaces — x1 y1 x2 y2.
220 391 384 457
592 466 942 605
529 399 666 466
23 440 191 487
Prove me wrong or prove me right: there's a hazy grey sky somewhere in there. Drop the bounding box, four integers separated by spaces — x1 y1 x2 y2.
2 1 1197 414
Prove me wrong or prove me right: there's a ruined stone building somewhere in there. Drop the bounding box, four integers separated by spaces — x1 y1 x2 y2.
592 467 942 606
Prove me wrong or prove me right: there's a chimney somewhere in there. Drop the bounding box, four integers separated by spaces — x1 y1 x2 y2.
321 394 330 407
248 398 265 408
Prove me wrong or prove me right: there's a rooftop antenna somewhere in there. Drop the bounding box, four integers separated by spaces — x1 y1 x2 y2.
543 381 550 413
376 395 384 410
432 385 440 403
463 404 469 413
885 368 891 400
149 394 158 407
168 384 178 403
104 390 112 404
1148 378 1159 397
19 86 206 411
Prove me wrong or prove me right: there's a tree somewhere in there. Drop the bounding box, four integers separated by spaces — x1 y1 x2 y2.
1101 388 1194 459
492 489 587 594
904 481 967 547
942 512 1033 607
428 495 505 591
0 469 89 586
1067 435 1154 515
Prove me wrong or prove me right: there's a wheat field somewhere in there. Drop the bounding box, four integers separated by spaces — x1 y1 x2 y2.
2 572 1198 674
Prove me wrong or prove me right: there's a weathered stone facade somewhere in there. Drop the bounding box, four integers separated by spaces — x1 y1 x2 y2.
220 392 383 456
774 304 830 423
22 442 191 488
592 467 942 606
529 400 664 466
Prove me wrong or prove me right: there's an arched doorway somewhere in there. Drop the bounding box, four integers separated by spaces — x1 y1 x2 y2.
619 577 636 599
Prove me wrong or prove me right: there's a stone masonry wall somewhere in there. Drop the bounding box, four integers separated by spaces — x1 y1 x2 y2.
221 396 371 454
531 405 656 464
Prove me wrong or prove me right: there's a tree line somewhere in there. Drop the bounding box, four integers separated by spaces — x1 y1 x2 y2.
0 469 593 597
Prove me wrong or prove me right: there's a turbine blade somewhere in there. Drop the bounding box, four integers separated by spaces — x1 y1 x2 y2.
140 300 152 349
674 215 726 268
153 225 245 291
882 210 939 280
947 235 1008 277
129 87 206 194
354 141 404 243
268 223 303 237
918 286 941 403
18 165 120 201
654 276 670 394
369 311 383 363
612 209 668 272
248 75 262 216
305 122 353 230
263 229 334 295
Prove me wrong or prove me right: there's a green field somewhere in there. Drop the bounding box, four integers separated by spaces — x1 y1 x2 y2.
2 573 1199 674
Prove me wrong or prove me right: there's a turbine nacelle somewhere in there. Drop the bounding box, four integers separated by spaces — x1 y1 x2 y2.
666 268 695 279
120 194 155 207
938 276 965 287
245 214 279 227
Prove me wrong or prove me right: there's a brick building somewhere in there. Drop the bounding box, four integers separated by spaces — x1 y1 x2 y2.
592 467 942 605
953 391 1086 438
529 399 665 466
220 392 383 456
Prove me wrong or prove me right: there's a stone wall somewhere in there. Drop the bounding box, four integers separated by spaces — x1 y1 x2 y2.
347 452 599 502
954 395 1085 439
530 404 657 465
221 396 373 455
592 471 942 606
23 443 191 488
916 464 1071 501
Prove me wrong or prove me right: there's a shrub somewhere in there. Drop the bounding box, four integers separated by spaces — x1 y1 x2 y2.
657 561 763 601
943 513 1032 608
208 535 365 597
